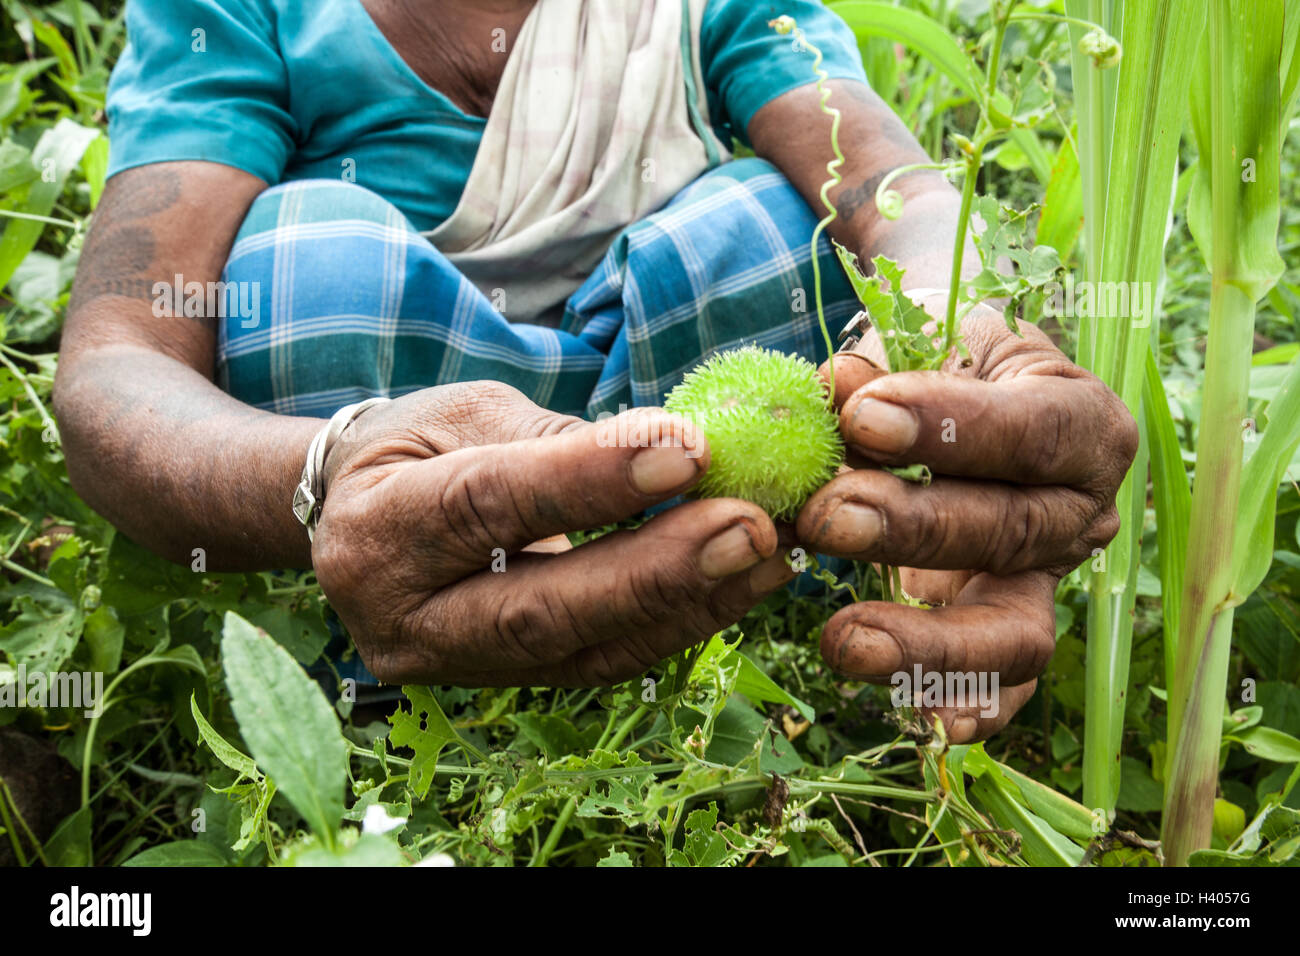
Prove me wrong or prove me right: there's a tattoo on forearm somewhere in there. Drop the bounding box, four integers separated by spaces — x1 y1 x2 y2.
836 170 888 224
92 167 182 225
68 168 187 316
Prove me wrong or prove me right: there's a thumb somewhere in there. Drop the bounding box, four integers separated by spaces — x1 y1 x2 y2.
377 407 713 582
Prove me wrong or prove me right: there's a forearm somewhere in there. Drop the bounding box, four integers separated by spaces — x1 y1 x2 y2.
52 161 318 570
751 80 979 295
54 344 319 570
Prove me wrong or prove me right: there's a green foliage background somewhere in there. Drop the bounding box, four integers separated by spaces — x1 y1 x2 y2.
1 0 1298 866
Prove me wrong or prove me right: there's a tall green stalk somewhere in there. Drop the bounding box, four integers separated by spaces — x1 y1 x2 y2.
1067 0 1199 819
1161 0 1291 866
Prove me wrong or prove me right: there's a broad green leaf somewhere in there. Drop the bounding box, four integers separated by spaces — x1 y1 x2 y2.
99 531 201 617
704 697 803 774
509 711 589 760
82 605 125 675
80 133 109 208
244 603 329 667
696 635 815 722
43 806 92 867
220 612 347 841
971 774 1085 867
1258 681 1300 737
0 60 56 127
0 117 98 289
1213 798 1247 845
1236 595 1300 683
1229 726 1300 763
598 848 634 867
0 139 38 193
122 840 229 867
0 594 82 675
1116 756 1164 813
829 1 983 99
997 761 1101 840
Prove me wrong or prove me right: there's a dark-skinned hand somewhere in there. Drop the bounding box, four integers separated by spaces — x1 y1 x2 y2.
312 382 797 686
796 306 1138 743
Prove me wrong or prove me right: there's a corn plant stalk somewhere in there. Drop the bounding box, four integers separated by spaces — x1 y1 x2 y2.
1161 0 1292 866
1066 0 1199 818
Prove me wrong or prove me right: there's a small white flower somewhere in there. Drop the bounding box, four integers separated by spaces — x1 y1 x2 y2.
414 852 456 867
361 803 407 836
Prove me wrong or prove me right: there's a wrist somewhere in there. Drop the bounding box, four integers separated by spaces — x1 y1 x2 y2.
293 397 392 542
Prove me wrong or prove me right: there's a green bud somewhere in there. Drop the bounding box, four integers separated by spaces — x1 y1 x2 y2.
1079 28 1122 69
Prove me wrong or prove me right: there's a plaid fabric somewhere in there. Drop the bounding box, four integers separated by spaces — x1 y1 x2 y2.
218 157 857 418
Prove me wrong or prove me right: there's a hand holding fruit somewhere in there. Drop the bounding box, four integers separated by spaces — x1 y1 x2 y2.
311 382 797 686
797 306 1139 743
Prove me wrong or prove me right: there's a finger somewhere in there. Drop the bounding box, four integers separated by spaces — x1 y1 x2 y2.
817 351 887 409
839 369 1138 489
819 570 1057 687
356 407 711 583
797 469 1118 575
373 498 788 684
446 552 798 688
922 680 1038 744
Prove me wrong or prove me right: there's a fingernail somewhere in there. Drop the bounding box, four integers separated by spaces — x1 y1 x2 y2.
850 397 918 455
949 716 978 743
630 444 700 495
814 501 883 554
699 522 762 579
837 625 904 676
748 553 797 593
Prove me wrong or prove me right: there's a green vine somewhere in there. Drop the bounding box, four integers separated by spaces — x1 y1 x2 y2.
770 15 843 407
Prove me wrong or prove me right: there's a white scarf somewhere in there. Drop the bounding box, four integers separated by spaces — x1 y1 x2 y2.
425 0 730 324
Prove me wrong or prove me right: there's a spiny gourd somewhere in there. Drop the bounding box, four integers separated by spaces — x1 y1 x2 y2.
664 345 843 521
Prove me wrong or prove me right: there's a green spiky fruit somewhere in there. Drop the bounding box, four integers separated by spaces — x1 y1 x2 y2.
663 345 844 520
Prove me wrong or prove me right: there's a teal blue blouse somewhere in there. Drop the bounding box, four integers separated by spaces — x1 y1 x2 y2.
106 0 866 231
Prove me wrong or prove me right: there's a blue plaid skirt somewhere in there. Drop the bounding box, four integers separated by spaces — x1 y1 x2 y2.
217 158 856 418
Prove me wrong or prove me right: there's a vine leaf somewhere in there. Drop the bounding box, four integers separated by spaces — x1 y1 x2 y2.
835 244 942 371
388 685 468 799
966 194 1061 327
